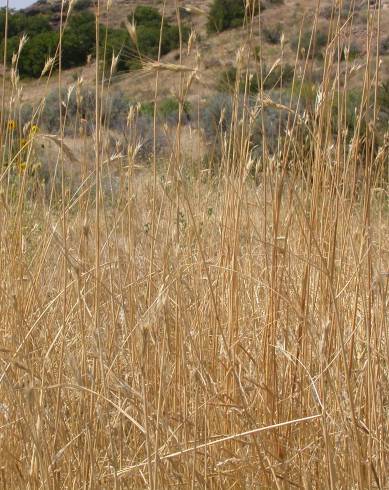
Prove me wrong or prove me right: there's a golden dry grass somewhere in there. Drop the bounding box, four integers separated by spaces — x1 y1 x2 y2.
0 0 389 488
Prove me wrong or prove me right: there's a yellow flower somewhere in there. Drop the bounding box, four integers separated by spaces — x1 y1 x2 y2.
7 119 16 130
30 124 39 135
18 162 27 174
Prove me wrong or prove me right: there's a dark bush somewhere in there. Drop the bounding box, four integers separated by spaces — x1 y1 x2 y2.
61 11 96 68
140 97 191 124
74 0 93 11
105 6 190 72
262 63 294 89
334 88 363 135
207 0 260 33
0 8 52 41
291 30 328 59
346 42 361 61
262 24 282 44
178 6 192 21
1 5 188 78
1 11 97 77
105 28 134 72
379 36 389 55
11 31 58 77
378 81 389 118
132 6 189 56
133 5 162 26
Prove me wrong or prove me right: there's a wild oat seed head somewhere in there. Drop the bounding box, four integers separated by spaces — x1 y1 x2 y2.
110 52 120 76
18 34 28 56
126 20 137 46
41 57 55 77
187 30 197 55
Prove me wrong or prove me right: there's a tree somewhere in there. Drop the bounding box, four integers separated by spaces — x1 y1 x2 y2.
0 9 51 41
61 12 95 68
17 31 59 77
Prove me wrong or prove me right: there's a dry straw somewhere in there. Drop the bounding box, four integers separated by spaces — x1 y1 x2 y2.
0 0 388 488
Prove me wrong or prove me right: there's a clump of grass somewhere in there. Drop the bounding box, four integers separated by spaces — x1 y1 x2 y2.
0 0 389 488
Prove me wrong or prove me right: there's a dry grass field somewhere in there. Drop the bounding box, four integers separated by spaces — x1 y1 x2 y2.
0 0 389 488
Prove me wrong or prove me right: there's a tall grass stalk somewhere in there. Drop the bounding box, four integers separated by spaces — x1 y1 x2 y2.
0 0 388 487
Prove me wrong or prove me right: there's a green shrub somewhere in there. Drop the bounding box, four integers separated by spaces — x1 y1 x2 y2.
62 12 96 68
201 92 291 160
1 11 97 77
378 81 389 118
133 5 162 26
132 6 189 56
380 36 389 55
0 9 52 41
291 30 328 59
105 28 135 72
159 97 191 123
74 0 93 10
9 31 58 77
207 0 260 33
347 43 361 61
262 24 282 44
217 63 294 93
1 5 188 78
140 97 191 124
217 66 239 92
263 63 294 89
293 82 318 109
105 6 190 72
41 86 132 134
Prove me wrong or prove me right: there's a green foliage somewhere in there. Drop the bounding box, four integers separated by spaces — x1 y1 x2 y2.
292 82 318 109
133 5 189 55
12 31 58 78
62 12 96 68
74 0 93 10
378 81 389 118
262 23 282 45
133 6 162 26
347 43 361 61
104 6 189 73
1 5 187 78
291 30 328 59
207 0 259 33
263 64 294 89
0 8 51 41
140 97 191 123
159 97 191 122
217 64 294 93
1 11 96 77
105 28 135 72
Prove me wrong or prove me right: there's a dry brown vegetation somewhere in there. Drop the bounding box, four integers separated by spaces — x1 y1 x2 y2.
0 0 389 488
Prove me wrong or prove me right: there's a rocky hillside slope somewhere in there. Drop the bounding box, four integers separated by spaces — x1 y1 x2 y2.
6 0 389 104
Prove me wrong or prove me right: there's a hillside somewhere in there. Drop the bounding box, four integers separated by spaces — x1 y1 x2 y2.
5 0 389 104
